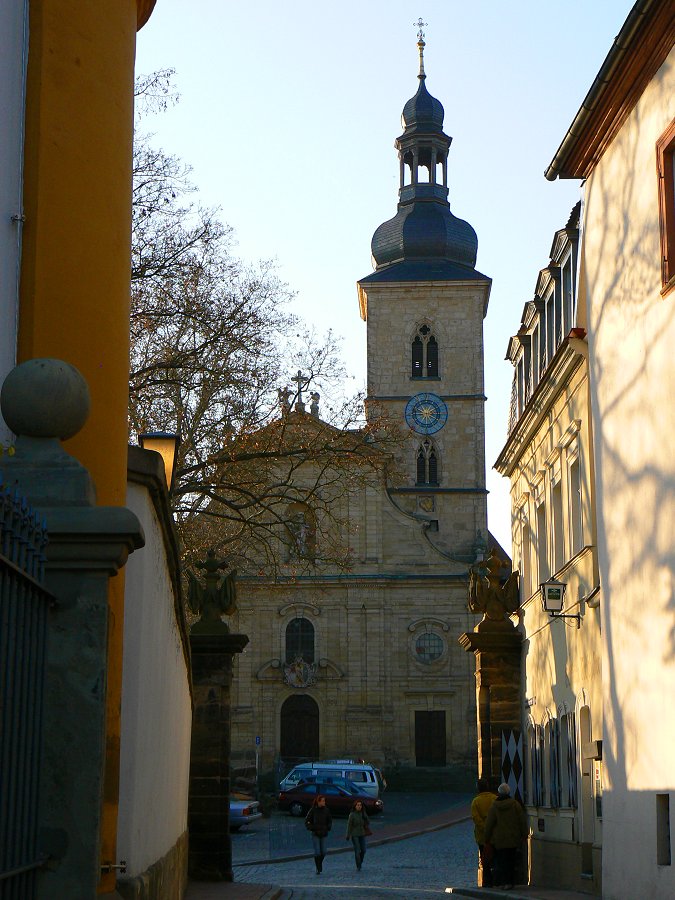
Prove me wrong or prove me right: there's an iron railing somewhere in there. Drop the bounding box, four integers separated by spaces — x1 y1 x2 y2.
0 478 51 899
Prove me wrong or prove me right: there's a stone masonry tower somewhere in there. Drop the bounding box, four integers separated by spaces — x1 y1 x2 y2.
357 29 491 561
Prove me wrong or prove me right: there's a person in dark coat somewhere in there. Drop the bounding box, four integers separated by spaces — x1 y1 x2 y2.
471 777 497 886
483 783 528 889
305 794 332 874
345 799 370 870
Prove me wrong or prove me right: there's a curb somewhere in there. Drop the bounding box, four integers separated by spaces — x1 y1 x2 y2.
233 813 471 868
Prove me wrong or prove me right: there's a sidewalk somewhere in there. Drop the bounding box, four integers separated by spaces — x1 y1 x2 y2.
449 889 596 900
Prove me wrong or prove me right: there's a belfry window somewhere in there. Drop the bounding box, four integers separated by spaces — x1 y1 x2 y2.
411 324 439 377
285 617 315 663
416 440 438 485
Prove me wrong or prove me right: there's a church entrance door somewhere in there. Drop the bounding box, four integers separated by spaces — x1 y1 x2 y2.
280 695 319 761
415 710 446 766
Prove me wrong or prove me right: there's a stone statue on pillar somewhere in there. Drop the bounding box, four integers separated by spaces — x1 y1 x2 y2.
468 548 520 628
187 550 237 634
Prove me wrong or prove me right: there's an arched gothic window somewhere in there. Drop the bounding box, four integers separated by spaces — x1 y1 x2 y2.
285 617 315 663
416 440 438 485
411 324 439 378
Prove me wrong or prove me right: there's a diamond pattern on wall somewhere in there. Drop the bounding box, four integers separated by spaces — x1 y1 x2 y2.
501 728 524 804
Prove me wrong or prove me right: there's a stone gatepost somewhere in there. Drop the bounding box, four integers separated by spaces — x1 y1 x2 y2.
0 359 143 900
458 620 522 784
187 557 248 882
459 550 523 887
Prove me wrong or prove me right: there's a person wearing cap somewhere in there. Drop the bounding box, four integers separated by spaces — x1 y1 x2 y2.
483 782 528 889
471 778 496 886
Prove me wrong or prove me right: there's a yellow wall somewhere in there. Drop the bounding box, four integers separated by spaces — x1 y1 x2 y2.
18 1 154 893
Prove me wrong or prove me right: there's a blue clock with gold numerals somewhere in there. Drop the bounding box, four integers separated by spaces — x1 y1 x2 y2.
404 392 448 434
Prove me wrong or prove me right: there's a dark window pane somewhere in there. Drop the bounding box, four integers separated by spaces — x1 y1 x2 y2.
416 448 426 484
428 449 438 484
285 617 315 663
412 336 423 376
427 336 438 376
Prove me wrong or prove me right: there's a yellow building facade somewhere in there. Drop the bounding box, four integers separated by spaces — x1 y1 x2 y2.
495 206 603 892
545 2 675 895
11 2 156 894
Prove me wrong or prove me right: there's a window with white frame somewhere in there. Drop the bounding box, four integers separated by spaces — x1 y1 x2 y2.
561 250 575 334
552 480 564 573
536 500 548 584
569 456 583 556
559 710 578 808
520 520 531 603
546 717 561 808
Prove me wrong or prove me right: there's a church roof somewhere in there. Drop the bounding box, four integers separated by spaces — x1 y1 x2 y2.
358 258 489 285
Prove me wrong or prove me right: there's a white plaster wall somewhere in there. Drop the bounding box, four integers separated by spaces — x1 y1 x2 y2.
117 483 192 877
582 45 675 899
0 0 26 442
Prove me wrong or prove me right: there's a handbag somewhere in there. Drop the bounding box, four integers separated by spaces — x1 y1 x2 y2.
364 825 372 836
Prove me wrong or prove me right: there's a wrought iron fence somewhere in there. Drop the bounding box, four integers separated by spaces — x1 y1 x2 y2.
0 478 51 898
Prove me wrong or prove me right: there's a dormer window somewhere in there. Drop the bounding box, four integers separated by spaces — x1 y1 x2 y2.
411 324 439 378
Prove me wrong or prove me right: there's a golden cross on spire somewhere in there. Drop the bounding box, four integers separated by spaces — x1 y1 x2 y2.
414 18 427 79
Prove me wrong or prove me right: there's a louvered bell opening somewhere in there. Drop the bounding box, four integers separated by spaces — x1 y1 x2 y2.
412 336 424 376
426 336 438 376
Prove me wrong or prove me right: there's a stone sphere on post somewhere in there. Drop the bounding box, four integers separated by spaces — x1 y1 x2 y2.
1 358 90 440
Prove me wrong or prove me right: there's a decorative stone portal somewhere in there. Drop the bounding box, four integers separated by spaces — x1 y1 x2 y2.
280 695 319 760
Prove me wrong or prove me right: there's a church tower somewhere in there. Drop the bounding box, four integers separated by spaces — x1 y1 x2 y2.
358 27 491 561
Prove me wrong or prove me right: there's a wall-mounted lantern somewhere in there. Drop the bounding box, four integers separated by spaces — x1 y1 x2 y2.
139 431 180 492
540 577 580 627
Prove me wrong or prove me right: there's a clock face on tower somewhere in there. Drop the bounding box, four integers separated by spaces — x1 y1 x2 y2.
404 392 448 434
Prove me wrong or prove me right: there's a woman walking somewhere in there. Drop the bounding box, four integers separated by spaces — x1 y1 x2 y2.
345 798 370 870
304 794 332 874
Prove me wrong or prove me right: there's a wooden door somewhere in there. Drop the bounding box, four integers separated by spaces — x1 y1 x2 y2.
280 694 319 761
415 710 446 766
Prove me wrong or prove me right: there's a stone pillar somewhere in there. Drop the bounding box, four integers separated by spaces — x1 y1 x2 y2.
188 631 248 881
459 618 522 785
0 359 143 900
459 617 522 888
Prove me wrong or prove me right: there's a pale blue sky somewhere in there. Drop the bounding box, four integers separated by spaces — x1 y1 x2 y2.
135 0 635 551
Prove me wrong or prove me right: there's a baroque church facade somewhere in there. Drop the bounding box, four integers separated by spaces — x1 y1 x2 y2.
231 37 493 781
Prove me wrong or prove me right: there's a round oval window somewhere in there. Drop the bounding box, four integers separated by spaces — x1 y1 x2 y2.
415 632 444 663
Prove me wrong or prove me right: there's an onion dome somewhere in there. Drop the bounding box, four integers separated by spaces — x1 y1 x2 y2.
366 27 480 278
401 80 445 135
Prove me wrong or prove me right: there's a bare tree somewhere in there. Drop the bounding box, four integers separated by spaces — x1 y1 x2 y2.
130 73 400 575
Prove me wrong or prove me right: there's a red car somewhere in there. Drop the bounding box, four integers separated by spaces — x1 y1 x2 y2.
278 781 384 817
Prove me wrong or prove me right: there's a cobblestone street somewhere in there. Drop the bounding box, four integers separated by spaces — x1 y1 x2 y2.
235 819 477 898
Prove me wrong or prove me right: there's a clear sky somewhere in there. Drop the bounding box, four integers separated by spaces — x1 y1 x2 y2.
135 0 635 553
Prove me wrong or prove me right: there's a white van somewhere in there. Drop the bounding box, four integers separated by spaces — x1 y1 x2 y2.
279 760 383 798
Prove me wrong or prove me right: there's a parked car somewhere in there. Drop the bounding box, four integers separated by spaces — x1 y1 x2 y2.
297 774 359 792
278 781 384 817
279 761 382 797
229 796 263 831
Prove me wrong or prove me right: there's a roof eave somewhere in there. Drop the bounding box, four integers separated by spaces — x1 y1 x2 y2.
545 0 674 181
